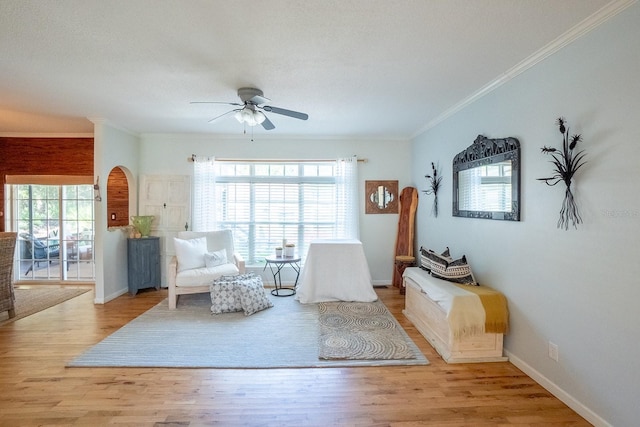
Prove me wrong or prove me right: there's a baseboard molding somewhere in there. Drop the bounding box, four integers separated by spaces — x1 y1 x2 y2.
505 350 611 427
97 287 129 304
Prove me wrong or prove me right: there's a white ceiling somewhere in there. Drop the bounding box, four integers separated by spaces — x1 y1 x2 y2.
0 0 622 139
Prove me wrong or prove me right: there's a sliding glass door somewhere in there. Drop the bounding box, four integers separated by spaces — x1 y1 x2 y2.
9 183 95 281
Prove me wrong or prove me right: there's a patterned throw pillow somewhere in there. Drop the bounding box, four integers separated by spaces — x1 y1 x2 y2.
240 284 273 316
419 246 451 272
237 277 274 316
430 255 478 286
210 276 244 314
210 273 273 316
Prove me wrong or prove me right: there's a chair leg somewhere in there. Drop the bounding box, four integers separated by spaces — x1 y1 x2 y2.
8 308 16 318
168 286 177 309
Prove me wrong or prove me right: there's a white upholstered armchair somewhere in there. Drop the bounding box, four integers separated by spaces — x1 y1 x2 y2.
168 229 245 309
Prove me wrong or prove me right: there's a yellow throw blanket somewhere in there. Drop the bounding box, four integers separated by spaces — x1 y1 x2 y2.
453 283 509 335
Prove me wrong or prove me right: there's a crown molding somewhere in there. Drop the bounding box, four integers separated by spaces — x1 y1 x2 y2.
411 0 637 139
89 117 138 138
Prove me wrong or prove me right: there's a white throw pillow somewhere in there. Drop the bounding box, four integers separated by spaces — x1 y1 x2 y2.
204 249 228 268
173 237 207 272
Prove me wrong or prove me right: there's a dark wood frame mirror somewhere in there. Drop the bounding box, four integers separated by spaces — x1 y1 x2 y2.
452 135 521 221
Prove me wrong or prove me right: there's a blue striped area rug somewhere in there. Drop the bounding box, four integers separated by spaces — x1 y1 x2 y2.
68 292 428 368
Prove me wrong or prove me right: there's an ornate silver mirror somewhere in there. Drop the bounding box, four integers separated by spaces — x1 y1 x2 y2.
452 135 520 221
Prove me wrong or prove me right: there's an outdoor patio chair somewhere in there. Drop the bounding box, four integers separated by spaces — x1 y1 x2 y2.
20 233 61 276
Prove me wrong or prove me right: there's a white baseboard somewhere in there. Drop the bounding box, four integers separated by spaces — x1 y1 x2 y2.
505 350 611 427
96 287 128 304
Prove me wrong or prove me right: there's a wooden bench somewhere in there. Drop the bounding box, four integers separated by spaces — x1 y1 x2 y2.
402 267 508 363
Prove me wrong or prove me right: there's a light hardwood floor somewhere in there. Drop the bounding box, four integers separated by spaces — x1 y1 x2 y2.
0 285 590 426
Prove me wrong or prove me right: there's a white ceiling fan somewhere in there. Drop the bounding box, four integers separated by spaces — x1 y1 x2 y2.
191 87 309 130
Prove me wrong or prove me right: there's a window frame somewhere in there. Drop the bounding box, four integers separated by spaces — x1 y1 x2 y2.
213 160 341 266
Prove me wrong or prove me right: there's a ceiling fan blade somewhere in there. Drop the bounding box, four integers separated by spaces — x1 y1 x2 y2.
262 105 308 120
261 115 275 130
208 109 240 123
248 94 270 105
191 101 243 106
237 87 270 105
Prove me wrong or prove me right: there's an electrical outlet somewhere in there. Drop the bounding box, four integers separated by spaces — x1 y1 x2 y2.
548 341 559 361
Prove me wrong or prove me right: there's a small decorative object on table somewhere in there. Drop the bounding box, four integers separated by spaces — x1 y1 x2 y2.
130 215 155 237
284 243 295 257
275 247 283 257
423 162 443 217
538 117 588 230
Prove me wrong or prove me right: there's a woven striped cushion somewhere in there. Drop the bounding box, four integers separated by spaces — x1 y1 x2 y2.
419 246 451 272
430 255 477 286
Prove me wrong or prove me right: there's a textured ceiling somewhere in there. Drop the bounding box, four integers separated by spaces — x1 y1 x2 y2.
0 0 622 138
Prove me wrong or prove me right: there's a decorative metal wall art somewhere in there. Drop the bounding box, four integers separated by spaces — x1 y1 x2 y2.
538 117 587 230
423 162 442 217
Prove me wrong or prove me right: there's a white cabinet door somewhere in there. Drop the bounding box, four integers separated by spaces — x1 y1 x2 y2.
140 175 190 232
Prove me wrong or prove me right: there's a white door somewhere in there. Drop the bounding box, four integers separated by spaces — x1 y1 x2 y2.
140 175 190 231
139 175 191 286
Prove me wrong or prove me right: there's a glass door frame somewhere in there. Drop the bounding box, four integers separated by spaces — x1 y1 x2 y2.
5 176 96 283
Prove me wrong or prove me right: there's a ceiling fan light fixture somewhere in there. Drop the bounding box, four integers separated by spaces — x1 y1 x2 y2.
254 110 266 125
235 106 265 127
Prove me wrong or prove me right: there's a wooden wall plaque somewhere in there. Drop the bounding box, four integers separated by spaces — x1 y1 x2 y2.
365 180 398 214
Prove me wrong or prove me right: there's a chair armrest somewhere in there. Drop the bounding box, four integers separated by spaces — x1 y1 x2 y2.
233 252 245 274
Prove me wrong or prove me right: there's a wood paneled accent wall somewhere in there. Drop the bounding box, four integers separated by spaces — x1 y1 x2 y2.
0 137 94 232
107 167 129 227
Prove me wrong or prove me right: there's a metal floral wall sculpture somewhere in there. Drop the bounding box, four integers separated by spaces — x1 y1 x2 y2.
423 162 443 217
538 117 587 230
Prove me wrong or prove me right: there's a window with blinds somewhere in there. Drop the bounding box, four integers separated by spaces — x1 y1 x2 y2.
214 161 343 265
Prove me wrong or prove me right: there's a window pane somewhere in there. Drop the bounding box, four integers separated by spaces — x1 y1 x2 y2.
255 164 270 176
284 164 298 176
77 200 93 220
48 186 59 199
303 165 317 176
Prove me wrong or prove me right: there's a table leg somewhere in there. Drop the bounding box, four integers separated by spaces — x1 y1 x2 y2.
394 260 413 295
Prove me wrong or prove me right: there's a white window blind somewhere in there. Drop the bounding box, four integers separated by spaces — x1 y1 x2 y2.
193 158 358 265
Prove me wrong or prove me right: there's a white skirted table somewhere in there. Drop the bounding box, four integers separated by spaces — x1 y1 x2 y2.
295 239 378 303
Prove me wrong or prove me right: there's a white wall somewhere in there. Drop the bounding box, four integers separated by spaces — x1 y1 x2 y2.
93 120 141 303
411 4 640 426
137 134 411 285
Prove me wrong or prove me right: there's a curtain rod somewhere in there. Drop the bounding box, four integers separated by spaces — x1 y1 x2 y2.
188 155 367 163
